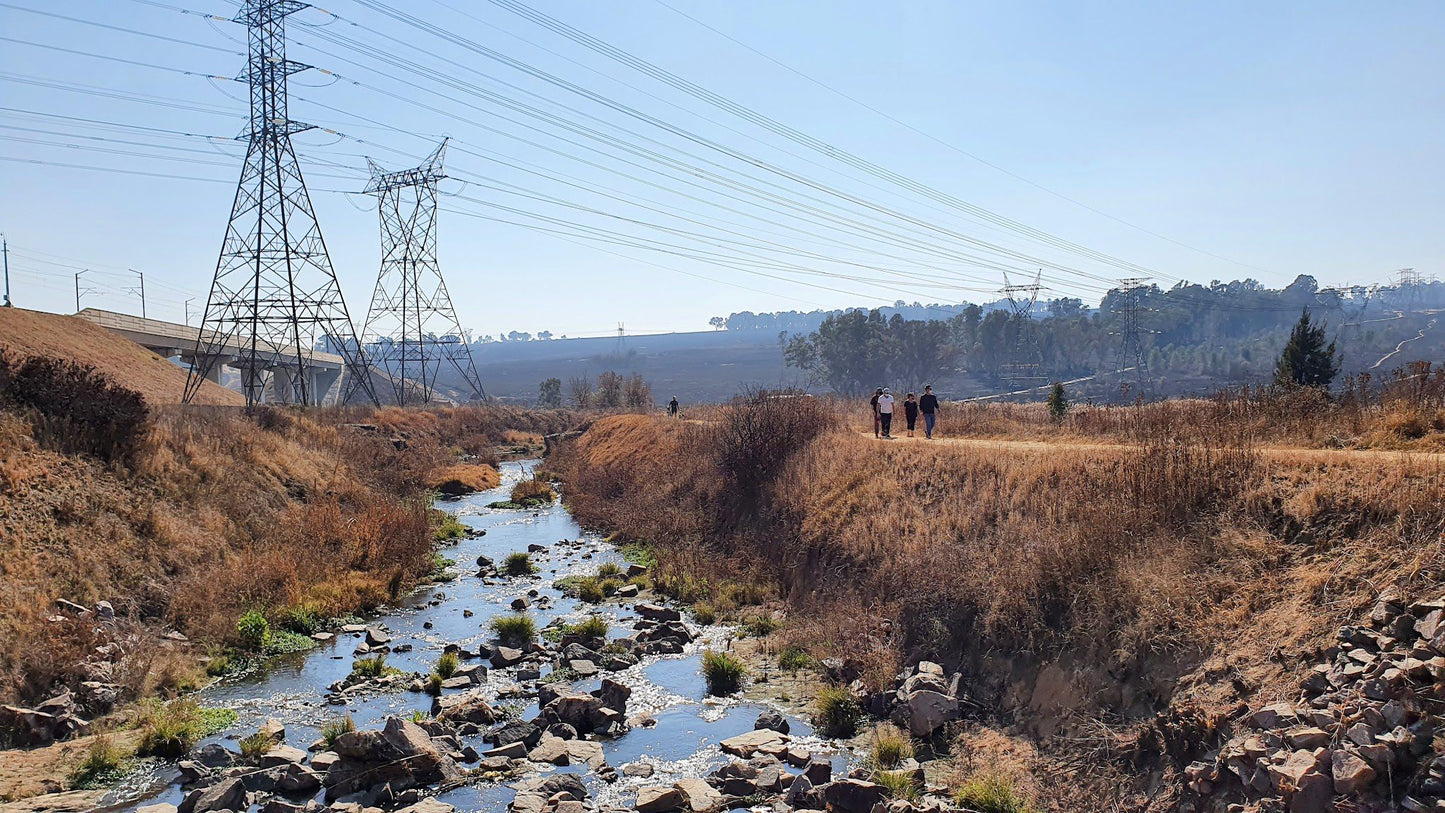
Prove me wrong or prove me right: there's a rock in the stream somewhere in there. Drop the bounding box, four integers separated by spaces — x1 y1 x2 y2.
323 716 461 800
635 786 684 813
623 762 656 778
672 778 723 813
754 709 790 734
274 762 321 794
820 779 886 813
635 603 680 623
178 777 246 813
434 688 497 725
488 718 542 748
491 647 525 668
719 728 788 758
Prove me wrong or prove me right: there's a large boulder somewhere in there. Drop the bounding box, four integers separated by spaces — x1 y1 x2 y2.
323 717 461 800
596 678 631 713
487 719 541 749
274 762 321 794
543 688 603 733
178 777 247 813
820 780 886 813
899 690 959 738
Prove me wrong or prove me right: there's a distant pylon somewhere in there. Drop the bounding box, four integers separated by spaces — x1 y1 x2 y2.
1110 277 1151 397
350 139 485 405
184 0 376 407
615 322 626 358
1395 268 1424 312
999 270 1045 393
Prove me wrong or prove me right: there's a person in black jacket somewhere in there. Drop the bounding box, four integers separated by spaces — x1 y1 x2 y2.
919 385 939 439
869 388 883 437
903 392 919 437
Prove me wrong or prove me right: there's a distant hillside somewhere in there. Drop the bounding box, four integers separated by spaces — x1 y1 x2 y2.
455 329 795 404
0 308 241 406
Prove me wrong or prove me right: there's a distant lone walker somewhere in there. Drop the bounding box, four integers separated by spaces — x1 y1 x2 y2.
919 385 939 439
878 388 896 439
668 396 679 417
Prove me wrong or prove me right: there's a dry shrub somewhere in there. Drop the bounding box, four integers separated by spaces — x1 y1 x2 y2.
510 476 555 504
0 350 148 465
710 389 835 522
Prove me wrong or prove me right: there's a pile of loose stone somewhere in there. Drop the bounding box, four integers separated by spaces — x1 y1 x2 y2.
1 598 144 747
1186 590 1445 812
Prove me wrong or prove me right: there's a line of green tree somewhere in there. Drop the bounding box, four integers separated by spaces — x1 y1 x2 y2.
782 275 1365 395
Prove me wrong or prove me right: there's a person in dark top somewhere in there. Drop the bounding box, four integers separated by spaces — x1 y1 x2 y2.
903 392 919 437
919 385 939 439
668 396 679 417
869 388 883 437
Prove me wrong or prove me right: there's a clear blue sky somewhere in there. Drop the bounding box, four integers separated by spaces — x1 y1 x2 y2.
2 0 1441 336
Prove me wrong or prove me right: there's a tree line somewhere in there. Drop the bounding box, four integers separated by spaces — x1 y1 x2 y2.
781 275 1377 395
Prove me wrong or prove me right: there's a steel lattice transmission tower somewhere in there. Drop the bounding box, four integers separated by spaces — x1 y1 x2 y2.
999 271 1045 393
1110 277 1152 397
351 139 485 405
184 0 376 408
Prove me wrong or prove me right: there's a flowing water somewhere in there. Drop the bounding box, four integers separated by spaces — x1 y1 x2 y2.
112 460 848 812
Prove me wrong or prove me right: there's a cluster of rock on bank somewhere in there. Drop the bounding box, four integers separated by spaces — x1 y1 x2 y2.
1187 591 1445 812
1 599 143 747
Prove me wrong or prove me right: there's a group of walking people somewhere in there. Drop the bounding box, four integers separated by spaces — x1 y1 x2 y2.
869 385 939 439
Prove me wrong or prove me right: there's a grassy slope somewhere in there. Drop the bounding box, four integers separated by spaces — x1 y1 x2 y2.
0 308 241 407
0 403 576 709
550 404 1445 810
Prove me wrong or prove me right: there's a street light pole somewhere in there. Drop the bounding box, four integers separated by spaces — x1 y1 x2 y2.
1 235 11 308
130 269 146 319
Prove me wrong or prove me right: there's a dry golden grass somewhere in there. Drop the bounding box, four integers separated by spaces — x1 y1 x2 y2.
0 402 577 707
0 308 240 406
430 463 502 495
551 399 1445 771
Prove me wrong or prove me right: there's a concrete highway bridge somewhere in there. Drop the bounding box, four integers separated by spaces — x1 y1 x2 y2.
76 308 345 404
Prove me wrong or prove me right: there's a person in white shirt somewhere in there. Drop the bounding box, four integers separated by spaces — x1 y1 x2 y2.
877 388 896 438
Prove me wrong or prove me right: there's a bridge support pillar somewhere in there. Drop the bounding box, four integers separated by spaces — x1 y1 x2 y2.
269 367 299 405
310 367 342 406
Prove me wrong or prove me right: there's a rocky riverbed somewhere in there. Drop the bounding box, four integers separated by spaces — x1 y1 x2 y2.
54 461 906 813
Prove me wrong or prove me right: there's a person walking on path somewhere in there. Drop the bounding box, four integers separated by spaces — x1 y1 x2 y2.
878 388 896 438
919 385 939 439
903 392 919 437
870 387 883 437
668 396 679 417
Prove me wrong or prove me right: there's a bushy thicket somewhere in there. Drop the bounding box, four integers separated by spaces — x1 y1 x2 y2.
0 349 148 465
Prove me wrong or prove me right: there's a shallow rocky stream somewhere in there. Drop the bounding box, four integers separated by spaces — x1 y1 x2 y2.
109 460 849 812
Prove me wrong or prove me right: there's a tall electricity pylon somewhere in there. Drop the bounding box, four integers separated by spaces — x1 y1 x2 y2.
352 139 485 405
999 271 1045 393
1110 277 1151 398
185 0 375 407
